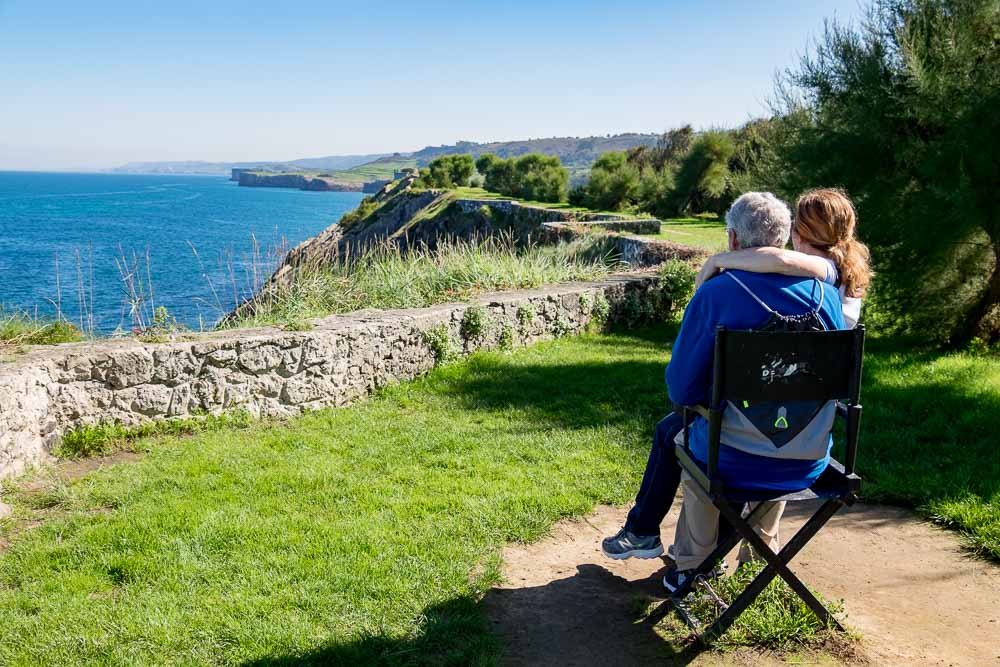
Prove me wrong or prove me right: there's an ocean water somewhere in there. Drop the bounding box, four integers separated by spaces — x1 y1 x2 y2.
0 172 363 333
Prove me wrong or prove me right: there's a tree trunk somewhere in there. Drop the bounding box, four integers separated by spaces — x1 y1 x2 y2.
954 237 1000 346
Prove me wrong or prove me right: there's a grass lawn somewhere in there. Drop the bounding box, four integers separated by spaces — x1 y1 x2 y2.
854 336 1000 558
0 325 996 664
646 217 728 251
0 329 663 665
341 159 418 182
446 186 630 218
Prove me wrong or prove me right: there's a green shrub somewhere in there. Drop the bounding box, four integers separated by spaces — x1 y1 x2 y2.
498 324 515 351
669 130 736 216
516 303 536 326
478 153 569 203
769 0 1000 345
581 151 640 212
421 324 457 364
460 306 490 340
658 260 697 315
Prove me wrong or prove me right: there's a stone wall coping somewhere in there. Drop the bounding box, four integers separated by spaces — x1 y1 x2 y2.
0 271 655 374
0 271 667 480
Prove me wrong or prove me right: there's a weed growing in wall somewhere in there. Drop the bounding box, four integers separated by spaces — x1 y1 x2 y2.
552 316 572 338
591 293 610 322
460 306 490 341
136 306 186 343
281 319 315 332
499 323 515 351
421 324 458 364
619 292 657 329
587 292 611 333
516 303 536 327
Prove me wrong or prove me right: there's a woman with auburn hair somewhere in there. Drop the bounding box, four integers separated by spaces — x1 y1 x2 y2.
695 188 872 327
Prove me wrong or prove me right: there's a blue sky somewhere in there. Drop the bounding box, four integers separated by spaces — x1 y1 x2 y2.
0 1 863 170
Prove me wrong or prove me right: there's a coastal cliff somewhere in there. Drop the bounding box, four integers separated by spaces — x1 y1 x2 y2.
236 171 364 192
227 176 699 322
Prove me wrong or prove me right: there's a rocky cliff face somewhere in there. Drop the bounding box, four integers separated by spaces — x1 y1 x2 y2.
236 171 364 192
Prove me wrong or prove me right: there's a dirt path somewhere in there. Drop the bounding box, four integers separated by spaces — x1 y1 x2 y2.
484 501 1000 666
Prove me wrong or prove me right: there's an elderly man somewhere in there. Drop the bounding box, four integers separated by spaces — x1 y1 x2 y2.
602 192 845 591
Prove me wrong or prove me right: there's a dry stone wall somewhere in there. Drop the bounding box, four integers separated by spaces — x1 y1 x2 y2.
0 273 662 481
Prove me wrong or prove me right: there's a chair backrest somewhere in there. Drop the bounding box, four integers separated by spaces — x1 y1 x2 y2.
711 325 865 407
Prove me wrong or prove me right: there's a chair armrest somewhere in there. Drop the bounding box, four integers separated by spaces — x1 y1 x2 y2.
677 403 723 492
680 404 711 420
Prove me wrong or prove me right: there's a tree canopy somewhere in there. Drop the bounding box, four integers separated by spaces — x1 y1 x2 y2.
417 154 475 189
477 153 569 203
769 0 1000 344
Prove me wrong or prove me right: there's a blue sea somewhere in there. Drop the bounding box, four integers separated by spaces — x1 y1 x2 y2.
0 172 363 334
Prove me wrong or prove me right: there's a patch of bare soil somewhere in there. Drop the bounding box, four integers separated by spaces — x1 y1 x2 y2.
19 450 143 494
0 450 143 553
485 501 1000 666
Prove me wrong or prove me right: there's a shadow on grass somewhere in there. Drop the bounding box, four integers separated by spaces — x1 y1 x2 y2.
438 324 679 435
241 564 703 667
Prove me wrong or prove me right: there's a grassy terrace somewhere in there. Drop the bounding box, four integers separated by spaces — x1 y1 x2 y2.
447 186 630 217
247 159 418 185
645 216 727 251
0 323 997 664
445 187 728 250
232 237 620 328
341 158 417 182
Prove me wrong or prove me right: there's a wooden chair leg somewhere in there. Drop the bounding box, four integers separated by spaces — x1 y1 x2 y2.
671 500 771 599
715 499 845 632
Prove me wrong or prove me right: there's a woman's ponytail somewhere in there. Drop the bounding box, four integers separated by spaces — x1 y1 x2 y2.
795 189 872 298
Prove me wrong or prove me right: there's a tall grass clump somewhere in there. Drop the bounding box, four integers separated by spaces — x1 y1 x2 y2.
232 235 623 328
0 309 84 346
666 560 848 650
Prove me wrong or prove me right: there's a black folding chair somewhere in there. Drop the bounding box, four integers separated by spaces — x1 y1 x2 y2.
670 324 865 641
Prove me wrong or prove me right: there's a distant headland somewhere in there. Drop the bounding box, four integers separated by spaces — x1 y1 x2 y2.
107 133 663 187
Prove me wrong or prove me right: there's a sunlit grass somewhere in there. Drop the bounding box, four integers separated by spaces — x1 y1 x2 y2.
233 235 623 328
644 217 728 251
0 327 667 665
0 309 84 346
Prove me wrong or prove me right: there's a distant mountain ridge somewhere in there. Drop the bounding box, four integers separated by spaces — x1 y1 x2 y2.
109 133 661 176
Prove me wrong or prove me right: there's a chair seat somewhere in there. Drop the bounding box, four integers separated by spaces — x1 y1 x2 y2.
676 445 859 504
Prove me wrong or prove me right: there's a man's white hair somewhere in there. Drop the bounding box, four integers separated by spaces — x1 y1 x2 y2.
725 192 792 249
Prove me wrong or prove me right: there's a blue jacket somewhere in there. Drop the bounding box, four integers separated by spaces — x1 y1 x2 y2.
667 270 846 491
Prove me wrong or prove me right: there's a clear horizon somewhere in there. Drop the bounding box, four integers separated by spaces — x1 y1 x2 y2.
0 0 863 171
